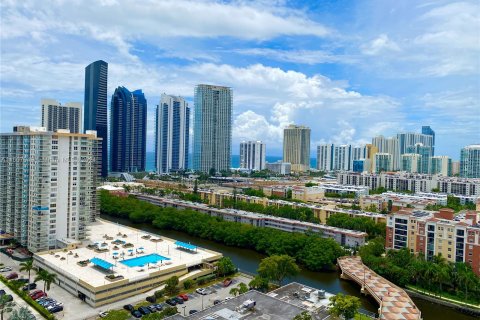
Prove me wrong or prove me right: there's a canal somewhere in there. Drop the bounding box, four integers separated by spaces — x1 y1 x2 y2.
101 215 476 320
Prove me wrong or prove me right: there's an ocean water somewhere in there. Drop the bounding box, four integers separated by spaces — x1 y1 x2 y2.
146 152 316 171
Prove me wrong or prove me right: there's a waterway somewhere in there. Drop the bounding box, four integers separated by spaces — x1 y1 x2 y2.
100 214 476 320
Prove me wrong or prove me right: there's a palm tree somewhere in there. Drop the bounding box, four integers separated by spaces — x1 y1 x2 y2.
34 270 57 293
229 287 239 297
0 294 14 320
19 259 34 284
9 306 32 320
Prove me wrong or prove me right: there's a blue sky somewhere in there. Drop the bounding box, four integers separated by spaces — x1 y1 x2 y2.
0 0 479 160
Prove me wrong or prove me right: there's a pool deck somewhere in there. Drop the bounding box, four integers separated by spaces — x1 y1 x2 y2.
338 256 422 320
34 219 220 288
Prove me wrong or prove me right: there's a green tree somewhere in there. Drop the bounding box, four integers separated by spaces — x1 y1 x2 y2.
293 311 313 320
216 257 236 277
229 287 239 297
183 279 195 290
19 259 34 284
238 282 249 294
9 307 32 320
34 269 57 293
193 179 198 194
0 294 14 320
258 255 300 286
165 276 179 296
248 276 269 292
209 168 216 176
328 293 361 320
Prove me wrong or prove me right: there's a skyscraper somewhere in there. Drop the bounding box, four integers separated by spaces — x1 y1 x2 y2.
317 144 333 172
193 84 232 173
240 141 266 171
110 87 147 173
460 145 480 178
374 153 392 173
84 60 108 177
422 126 435 154
397 132 433 155
401 153 422 173
155 94 190 174
372 135 400 170
406 143 433 174
41 99 82 133
283 125 310 172
0 126 101 252
431 156 452 176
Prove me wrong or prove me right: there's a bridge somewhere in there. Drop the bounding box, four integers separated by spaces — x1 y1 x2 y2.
338 256 421 320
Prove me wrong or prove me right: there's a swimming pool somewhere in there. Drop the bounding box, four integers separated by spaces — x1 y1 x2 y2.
120 253 170 267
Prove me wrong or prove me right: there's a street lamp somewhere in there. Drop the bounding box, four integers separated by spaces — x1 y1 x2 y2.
182 305 186 316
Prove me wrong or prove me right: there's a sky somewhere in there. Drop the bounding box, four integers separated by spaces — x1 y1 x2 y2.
0 0 479 160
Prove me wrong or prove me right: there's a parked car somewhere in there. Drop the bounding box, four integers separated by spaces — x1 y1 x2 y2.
47 303 63 311
146 295 156 303
29 290 43 297
32 291 47 300
224 296 234 301
123 304 134 311
4 295 13 302
223 278 233 287
214 299 221 305
153 303 164 311
0 267 12 273
22 283 37 291
6 272 18 280
15 278 29 284
195 288 208 295
131 310 142 318
173 297 184 304
165 298 177 306
0 289 6 296
98 311 109 318
178 293 189 301
138 306 151 315
189 310 198 315
147 305 157 313
49 305 63 313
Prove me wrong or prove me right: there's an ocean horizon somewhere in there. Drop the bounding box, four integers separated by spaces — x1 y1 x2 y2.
146 152 316 172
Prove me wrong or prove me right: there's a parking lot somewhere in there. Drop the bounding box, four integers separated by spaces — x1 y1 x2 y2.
2 250 252 320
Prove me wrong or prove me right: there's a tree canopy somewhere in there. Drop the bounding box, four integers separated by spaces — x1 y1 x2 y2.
257 255 300 285
328 293 361 320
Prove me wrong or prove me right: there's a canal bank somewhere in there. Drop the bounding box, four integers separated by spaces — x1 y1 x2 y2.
100 214 477 320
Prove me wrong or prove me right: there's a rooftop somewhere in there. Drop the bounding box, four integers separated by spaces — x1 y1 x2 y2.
34 219 220 288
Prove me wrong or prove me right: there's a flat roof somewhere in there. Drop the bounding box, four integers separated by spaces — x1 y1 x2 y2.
34 219 221 288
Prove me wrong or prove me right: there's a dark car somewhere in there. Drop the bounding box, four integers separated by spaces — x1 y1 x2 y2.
146 295 156 303
165 298 177 306
22 283 37 291
172 297 184 304
123 304 134 311
153 303 164 311
4 295 13 302
138 306 151 315
49 305 63 313
0 289 5 296
214 299 221 305
131 310 142 318
147 305 157 313
189 310 198 315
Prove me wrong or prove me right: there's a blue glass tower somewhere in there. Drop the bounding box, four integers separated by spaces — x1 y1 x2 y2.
421 126 435 155
84 60 108 177
110 87 147 172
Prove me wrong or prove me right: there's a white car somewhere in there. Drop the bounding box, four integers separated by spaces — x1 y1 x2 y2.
0 267 12 273
195 288 208 295
98 311 109 318
224 297 233 301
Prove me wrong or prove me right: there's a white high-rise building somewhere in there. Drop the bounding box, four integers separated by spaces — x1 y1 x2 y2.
283 125 311 172
317 144 333 172
0 126 101 252
240 141 266 171
372 135 400 170
193 85 232 173
333 144 352 171
430 156 452 176
41 98 82 133
401 153 422 173
374 153 392 173
155 94 190 174
460 145 480 178
350 145 367 169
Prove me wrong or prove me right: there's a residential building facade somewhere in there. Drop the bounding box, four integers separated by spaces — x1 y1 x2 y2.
430 156 452 176
283 125 311 172
84 60 108 177
460 144 480 178
401 153 422 173
372 136 400 170
240 140 266 171
0 126 101 252
374 153 392 173
155 94 190 174
110 87 147 172
265 161 291 175
192 84 232 173
41 99 82 133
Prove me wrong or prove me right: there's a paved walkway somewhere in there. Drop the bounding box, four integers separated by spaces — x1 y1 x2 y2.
338 256 421 320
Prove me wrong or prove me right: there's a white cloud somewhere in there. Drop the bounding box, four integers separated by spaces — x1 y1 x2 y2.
235 48 357 65
361 34 401 56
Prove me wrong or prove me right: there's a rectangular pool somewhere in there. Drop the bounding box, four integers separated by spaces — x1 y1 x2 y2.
120 253 170 267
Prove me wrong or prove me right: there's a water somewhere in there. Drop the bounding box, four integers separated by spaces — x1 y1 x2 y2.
120 253 170 267
145 152 317 171
100 214 476 320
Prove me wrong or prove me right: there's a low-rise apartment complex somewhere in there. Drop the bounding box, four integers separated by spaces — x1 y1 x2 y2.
386 208 480 276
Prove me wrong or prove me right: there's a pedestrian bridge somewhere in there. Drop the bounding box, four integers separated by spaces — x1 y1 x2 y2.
338 256 421 320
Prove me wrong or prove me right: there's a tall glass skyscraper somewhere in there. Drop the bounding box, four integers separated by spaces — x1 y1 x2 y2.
84 60 108 177
155 94 190 174
110 87 147 173
422 126 435 154
283 125 311 172
193 84 232 173
460 145 480 178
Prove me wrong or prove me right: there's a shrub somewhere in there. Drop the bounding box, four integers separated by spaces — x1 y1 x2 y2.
154 289 164 298
183 279 195 290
